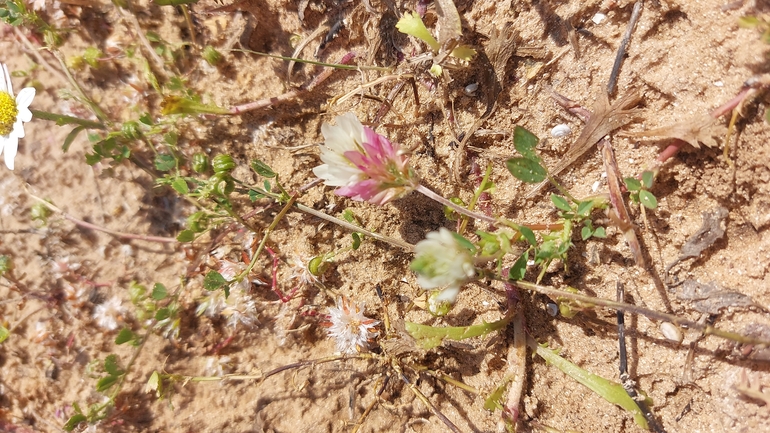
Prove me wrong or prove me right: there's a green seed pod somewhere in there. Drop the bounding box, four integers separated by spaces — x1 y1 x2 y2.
212 154 235 174
213 176 235 196
121 121 141 140
308 256 329 277
192 153 209 173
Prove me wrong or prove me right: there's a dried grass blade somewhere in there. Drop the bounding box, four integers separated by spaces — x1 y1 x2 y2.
601 139 645 267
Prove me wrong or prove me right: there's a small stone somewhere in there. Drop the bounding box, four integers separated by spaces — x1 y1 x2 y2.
592 13 607 25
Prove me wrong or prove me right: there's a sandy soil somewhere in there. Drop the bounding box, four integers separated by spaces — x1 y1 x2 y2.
1 0 770 432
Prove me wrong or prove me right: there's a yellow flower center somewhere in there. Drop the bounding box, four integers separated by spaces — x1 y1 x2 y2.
0 91 18 137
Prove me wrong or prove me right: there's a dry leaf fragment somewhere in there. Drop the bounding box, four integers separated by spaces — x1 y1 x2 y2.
625 114 727 148
677 279 755 314
434 0 463 46
665 207 728 280
679 206 729 260
526 90 641 197
735 370 770 406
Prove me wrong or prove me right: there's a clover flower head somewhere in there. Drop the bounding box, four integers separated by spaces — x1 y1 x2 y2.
313 113 419 205
93 296 127 331
410 227 476 296
0 63 35 171
323 296 380 354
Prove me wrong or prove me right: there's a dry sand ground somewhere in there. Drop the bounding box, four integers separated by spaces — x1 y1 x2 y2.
1 0 770 432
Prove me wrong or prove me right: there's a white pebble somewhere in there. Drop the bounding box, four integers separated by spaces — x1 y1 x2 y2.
464 83 478 95
714 81 724 87
660 322 683 343
592 180 601 192
551 124 572 137
592 13 607 25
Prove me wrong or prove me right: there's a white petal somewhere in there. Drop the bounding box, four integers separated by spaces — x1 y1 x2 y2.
2 135 18 170
322 123 358 153
15 87 35 113
335 113 364 144
0 64 8 94
17 107 32 123
10 119 25 139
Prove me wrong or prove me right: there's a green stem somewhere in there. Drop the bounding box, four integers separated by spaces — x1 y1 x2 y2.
231 48 392 72
293 202 414 251
52 50 111 125
415 184 497 224
30 109 106 129
514 280 770 346
236 193 298 282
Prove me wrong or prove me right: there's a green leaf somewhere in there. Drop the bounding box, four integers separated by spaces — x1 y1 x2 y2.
170 177 189 194
251 160 276 178
506 157 547 183
341 209 356 223
63 413 87 431
203 271 227 291
154 154 176 172
146 371 162 396
151 283 168 300
532 343 651 429
0 324 9 343
62 125 86 152
577 200 594 217
513 126 539 161
508 251 528 281
248 189 264 201
114 328 136 345
405 317 510 350
155 308 170 321
176 230 194 242
550 194 572 212
641 171 655 189
581 226 593 241
351 232 361 250
518 226 536 246
593 227 607 238
639 190 658 209
96 374 120 392
624 177 642 192
104 354 124 376
449 231 476 254
484 378 510 411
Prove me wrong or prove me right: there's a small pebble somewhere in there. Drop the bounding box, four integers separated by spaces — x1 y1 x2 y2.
714 80 724 87
660 322 683 343
592 13 607 25
546 302 559 317
551 124 572 137
592 180 601 192
464 83 478 95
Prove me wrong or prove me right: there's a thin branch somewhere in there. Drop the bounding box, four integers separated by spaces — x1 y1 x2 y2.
28 193 178 243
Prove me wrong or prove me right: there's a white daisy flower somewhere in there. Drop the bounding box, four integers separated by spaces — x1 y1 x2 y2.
323 296 379 354
0 63 35 170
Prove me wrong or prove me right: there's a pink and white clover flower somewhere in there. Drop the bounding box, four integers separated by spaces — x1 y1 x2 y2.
313 113 419 205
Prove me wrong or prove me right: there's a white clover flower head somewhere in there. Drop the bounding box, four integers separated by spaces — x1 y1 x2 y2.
0 63 35 171
323 296 379 354
93 296 127 331
411 228 476 292
313 113 419 205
